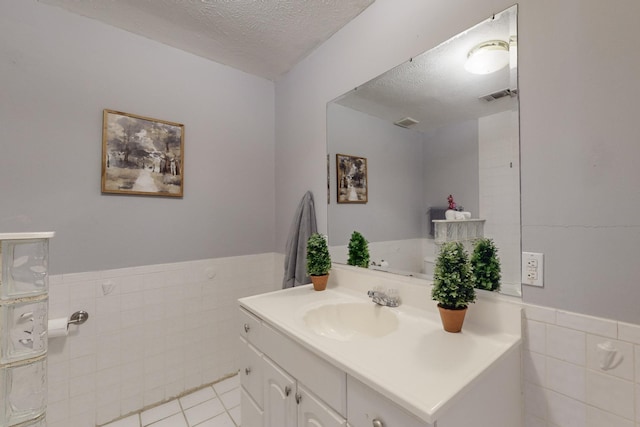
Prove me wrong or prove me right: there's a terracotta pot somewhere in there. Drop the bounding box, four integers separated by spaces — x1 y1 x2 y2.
310 274 329 291
437 304 468 333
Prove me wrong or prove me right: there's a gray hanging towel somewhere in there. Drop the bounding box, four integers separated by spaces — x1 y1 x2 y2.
283 191 318 288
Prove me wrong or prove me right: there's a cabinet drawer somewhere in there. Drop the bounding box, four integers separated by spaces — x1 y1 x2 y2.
240 307 263 347
242 387 264 427
260 322 347 417
240 337 264 408
347 375 431 427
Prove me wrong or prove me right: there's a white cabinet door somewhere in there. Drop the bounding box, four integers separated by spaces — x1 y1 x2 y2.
263 356 296 427
297 384 346 427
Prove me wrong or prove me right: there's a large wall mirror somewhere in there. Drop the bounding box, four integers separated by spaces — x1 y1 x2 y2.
327 5 521 296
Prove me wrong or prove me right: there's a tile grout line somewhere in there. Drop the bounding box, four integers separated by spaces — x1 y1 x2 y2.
213 384 241 427
176 393 190 427
184 382 241 427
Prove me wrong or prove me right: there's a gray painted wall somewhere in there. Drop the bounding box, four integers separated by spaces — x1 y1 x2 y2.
327 103 479 246
327 103 424 246
4 0 640 323
1 1 276 274
423 120 479 217
275 0 640 324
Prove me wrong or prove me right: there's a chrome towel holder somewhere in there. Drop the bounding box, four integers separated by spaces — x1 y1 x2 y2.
68 310 89 326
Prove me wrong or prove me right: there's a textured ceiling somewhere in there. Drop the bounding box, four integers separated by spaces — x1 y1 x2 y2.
37 0 376 80
335 6 518 133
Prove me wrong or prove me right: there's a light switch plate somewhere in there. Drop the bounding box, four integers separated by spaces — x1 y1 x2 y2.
522 252 544 287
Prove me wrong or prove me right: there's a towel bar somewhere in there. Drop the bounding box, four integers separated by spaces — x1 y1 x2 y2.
68 310 89 326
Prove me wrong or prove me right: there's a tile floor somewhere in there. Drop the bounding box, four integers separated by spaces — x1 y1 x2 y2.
103 375 241 427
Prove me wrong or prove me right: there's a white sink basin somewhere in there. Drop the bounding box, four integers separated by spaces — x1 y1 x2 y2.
302 302 399 341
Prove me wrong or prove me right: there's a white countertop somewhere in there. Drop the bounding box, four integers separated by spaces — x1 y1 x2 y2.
239 266 521 423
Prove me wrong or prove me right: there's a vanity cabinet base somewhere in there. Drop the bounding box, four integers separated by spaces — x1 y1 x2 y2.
437 346 522 427
238 305 522 427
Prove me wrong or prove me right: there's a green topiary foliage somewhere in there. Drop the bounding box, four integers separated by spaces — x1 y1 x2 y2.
470 238 501 291
306 233 332 276
431 241 476 309
347 231 370 268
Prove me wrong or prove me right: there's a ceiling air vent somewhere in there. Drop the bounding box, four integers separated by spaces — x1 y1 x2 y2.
394 117 419 128
480 88 517 102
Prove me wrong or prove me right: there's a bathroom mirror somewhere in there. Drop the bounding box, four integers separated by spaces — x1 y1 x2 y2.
327 5 521 296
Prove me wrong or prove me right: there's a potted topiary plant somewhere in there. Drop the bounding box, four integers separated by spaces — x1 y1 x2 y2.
347 231 370 268
306 233 332 291
470 238 501 292
431 241 476 332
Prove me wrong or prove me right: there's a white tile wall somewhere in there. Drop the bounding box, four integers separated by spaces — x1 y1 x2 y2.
44 255 640 427
329 238 429 275
546 357 585 401
546 324 586 365
546 390 586 427
46 253 280 427
523 303 640 427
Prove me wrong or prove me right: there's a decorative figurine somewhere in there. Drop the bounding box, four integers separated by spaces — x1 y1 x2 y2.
448 194 456 210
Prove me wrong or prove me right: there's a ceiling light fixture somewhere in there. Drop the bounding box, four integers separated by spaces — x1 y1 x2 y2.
464 40 510 75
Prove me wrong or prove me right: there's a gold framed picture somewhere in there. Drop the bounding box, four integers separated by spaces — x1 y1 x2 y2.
336 153 367 203
102 109 184 197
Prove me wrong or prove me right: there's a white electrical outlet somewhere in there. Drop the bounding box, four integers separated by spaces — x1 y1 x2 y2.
522 252 544 287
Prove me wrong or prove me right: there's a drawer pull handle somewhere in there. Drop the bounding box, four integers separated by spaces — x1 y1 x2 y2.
245 367 251 375
295 392 302 404
244 323 250 333
372 419 384 427
285 386 292 396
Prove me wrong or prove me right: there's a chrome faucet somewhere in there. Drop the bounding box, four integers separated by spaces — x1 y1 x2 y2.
367 288 400 307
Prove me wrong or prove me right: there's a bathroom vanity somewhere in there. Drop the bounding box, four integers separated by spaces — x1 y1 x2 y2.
238 265 522 427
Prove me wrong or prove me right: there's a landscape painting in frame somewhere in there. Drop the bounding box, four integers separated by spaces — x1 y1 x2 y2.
336 153 368 203
102 109 184 197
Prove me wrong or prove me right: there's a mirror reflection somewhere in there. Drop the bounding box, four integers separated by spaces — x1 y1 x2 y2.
327 5 521 296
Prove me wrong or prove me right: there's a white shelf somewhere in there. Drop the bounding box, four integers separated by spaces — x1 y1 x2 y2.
0 232 55 240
